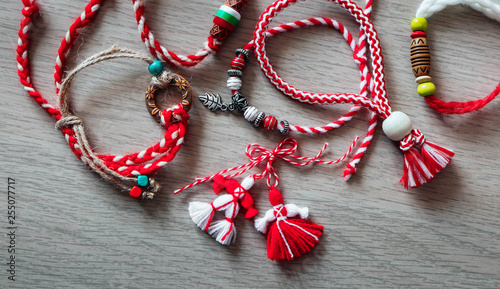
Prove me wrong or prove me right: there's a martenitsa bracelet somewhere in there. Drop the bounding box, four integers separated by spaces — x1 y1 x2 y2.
410 0 500 114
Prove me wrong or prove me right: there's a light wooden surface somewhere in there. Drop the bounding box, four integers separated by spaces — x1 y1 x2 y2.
1 0 500 288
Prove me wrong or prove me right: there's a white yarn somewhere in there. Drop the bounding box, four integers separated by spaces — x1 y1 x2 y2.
416 0 500 22
208 220 237 245
188 202 214 230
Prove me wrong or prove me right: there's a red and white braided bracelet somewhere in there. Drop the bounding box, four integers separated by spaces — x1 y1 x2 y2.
18 1 191 199
131 0 249 68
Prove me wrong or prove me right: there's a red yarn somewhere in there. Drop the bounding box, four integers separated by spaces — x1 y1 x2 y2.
265 188 323 261
425 81 500 114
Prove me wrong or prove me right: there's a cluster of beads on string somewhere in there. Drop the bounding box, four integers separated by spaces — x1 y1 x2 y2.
199 48 290 135
410 17 436 97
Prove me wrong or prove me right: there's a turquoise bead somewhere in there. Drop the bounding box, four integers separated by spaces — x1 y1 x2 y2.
148 61 164 76
137 175 149 187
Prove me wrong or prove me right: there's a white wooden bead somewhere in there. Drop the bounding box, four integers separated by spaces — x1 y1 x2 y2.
243 106 259 122
382 111 412 141
415 75 432 84
227 77 242 90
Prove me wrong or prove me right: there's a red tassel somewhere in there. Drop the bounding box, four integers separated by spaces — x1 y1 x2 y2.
420 142 455 175
267 218 323 261
400 147 434 189
399 130 454 189
256 188 323 261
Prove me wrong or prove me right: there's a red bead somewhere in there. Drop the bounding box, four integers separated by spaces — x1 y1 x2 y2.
263 115 278 131
411 31 427 39
231 56 246 70
129 186 143 199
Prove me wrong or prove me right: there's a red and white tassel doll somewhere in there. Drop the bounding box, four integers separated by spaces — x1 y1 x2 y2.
255 187 323 261
176 138 355 260
189 175 258 245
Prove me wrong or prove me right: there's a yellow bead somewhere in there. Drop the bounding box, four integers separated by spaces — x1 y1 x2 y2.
417 82 436 97
411 18 428 32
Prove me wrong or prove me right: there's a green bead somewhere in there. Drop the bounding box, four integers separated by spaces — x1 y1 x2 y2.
411 17 428 32
148 61 164 76
137 175 149 187
417 82 436 97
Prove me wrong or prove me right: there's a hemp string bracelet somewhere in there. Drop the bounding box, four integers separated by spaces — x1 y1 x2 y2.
410 0 500 114
17 1 192 199
200 0 377 180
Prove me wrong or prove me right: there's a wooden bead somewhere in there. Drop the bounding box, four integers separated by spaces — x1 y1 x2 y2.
411 18 428 32
410 36 431 77
415 75 431 84
382 111 412 141
417 82 436 97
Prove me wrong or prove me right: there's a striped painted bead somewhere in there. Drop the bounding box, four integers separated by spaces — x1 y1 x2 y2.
216 5 241 27
227 77 242 90
231 56 246 70
263 115 278 131
244 106 259 122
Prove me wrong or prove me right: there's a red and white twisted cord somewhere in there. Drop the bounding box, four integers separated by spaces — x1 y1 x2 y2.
17 1 189 193
174 137 357 194
132 0 221 67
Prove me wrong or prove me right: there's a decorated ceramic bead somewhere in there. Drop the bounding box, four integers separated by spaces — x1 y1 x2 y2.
382 111 412 141
411 17 428 32
148 60 164 76
410 36 430 77
227 76 242 90
263 115 278 131
417 82 436 97
244 106 259 122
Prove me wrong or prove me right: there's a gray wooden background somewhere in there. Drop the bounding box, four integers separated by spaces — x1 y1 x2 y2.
1 0 499 288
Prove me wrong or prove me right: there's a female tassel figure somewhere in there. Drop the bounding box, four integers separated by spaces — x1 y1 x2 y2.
255 188 323 261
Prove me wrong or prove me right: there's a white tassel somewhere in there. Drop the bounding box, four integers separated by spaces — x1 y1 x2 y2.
188 202 214 231
208 220 237 245
254 209 276 233
284 204 309 219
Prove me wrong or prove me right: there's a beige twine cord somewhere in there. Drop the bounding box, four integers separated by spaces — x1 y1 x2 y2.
55 45 161 199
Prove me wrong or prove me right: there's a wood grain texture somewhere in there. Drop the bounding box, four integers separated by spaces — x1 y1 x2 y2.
1 0 499 288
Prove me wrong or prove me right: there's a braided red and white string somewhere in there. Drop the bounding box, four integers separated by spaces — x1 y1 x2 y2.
250 0 454 189
17 0 190 198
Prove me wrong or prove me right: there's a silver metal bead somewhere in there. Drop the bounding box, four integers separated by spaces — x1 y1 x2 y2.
235 48 249 61
254 112 266 127
227 69 243 78
278 120 290 135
